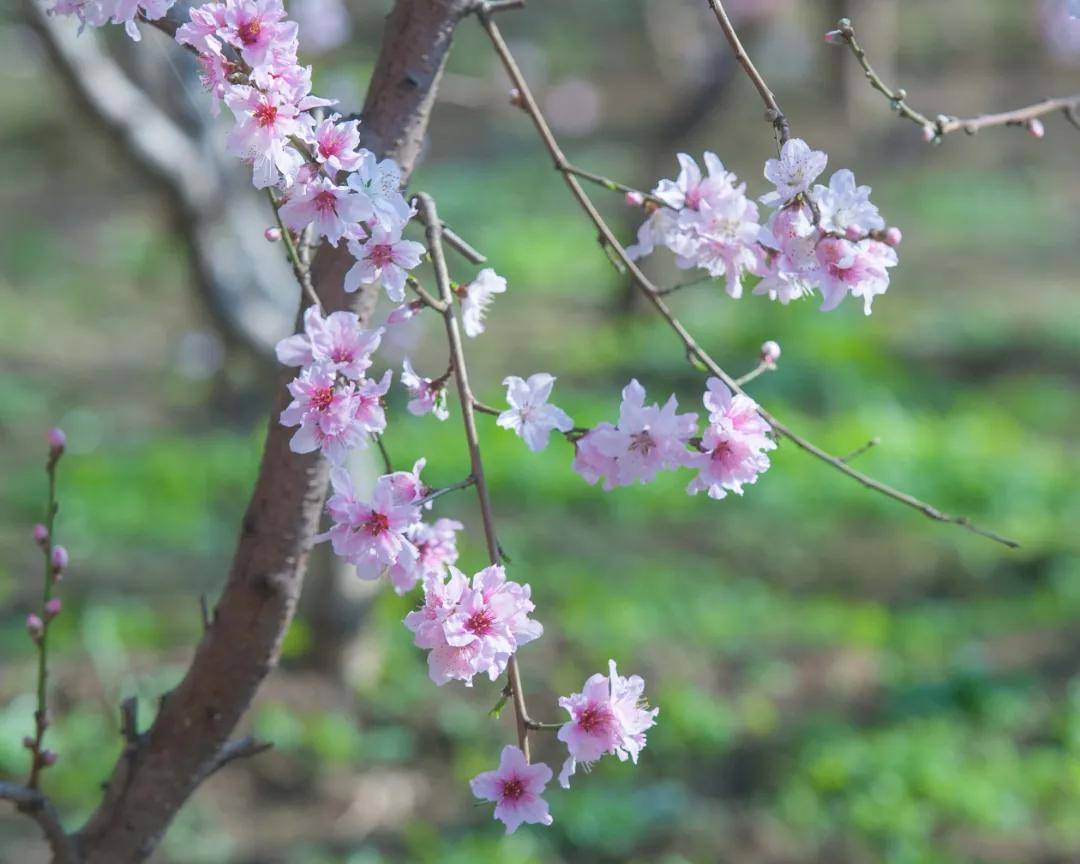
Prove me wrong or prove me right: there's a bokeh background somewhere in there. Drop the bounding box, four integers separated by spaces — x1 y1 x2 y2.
2 0 1080 861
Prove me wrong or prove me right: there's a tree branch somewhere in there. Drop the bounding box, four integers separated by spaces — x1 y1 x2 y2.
476 9 1019 550
834 18 1080 140
0 782 78 864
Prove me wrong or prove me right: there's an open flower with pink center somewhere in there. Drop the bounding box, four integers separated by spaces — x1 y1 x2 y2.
497 373 574 452
459 268 507 338
557 659 658 788
351 369 392 439
406 564 542 687
400 358 449 421
470 745 554 835
278 363 355 457
760 137 828 206
344 226 425 301
311 113 363 174
673 191 762 298
574 379 697 489
322 469 420 580
388 517 463 594
403 567 469 647
383 457 429 507
347 152 413 231
224 83 305 188
279 176 373 246
275 306 383 380
809 168 884 237
176 2 228 53
814 236 895 314
686 378 775 499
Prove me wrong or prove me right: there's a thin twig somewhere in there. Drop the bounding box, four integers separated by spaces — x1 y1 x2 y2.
561 165 665 208
267 190 322 310
840 437 881 463
373 433 394 474
477 11 1019 550
705 0 790 147
415 476 477 508
406 275 447 311
203 737 273 780
416 192 535 758
471 398 502 417
0 782 77 863
734 361 774 387
835 19 1080 140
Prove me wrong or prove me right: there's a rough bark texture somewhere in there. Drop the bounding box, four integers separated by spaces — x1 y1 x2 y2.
73 2 474 860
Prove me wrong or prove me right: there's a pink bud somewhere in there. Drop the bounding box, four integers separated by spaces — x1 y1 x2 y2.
624 190 644 207
884 226 903 247
1026 118 1045 139
22 736 35 750
921 125 936 143
385 302 420 326
33 524 48 546
40 750 58 767
45 598 62 619
824 29 843 44
760 340 782 366
47 427 66 455
264 227 282 242
51 545 69 573
844 225 863 241
26 614 43 640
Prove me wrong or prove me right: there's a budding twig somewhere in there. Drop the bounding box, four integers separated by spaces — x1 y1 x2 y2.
705 0 790 148
834 18 1080 141
415 476 478 508
476 11 1019 549
840 437 880 463
267 190 322 311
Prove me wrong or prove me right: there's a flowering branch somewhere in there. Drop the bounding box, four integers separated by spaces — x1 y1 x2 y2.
476 8 1019 549
416 192 537 758
831 18 1080 141
704 0 789 147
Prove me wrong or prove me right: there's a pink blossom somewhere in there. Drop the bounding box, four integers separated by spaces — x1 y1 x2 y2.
497 374 574 452
351 369 393 440
406 564 542 687
401 358 448 421
26 614 44 640
47 427 67 453
573 380 697 489
654 151 738 212
383 457 428 507
470 745 554 834
388 517 463 594
224 83 306 188
761 138 828 206
175 2 228 53
33 524 48 546
809 168 884 235
346 152 412 231
686 378 775 499
760 340 782 366
674 192 762 298
323 469 420 580
311 114 364 174
278 364 357 459
814 237 895 314
344 227 425 301
275 306 383 380
279 177 373 246
557 659 658 788
459 268 507 338
220 0 290 69
44 598 62 619
51 545 69 573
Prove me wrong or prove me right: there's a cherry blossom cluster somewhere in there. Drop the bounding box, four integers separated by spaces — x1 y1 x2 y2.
570 377 774 498
628 139 902 314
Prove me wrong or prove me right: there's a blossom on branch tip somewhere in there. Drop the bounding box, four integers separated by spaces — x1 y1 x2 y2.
497 374 574 452
810 168 884 236
470 745 553 834
400 358 449 421
344 227 425 301
761 138 828 206
459 268 507 338
311 113 364 173
557 659 658 789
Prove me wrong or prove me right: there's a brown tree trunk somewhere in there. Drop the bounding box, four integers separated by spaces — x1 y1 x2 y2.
74 2 474 860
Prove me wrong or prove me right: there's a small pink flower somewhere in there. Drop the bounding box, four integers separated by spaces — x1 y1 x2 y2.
275 306 383 380
760 340 781 366
279 176 373 246
33 524 48 546
761 138 828 206
224 83 305 189
497 374 574 452
400 359 449 421
47 427 67 454
344 226 425 302
26 614 43 641
323 469 420 580
45 598 62 619
279 364 357 459
470 745 554 834
51 545 69 573
264 226 282 242
388 517 463 594
557 659 658 788
311 113 364 174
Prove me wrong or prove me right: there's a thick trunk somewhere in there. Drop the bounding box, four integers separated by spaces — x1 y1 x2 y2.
75 2 473 860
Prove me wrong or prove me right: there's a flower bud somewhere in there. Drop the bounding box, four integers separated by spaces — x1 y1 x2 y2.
884 226 903 247
760 340 781 366
824 29 843 44
1026 118 1045 139
33 524 48 546
625 190 644 207
26 614 44 641
51 545 69 574
844 225 863 242
45 598 62 619
22 736 35 749
40 750 58 767
509 88 525 109
264 227 282 242
47 427 66 455
385 301 420 326
921 125 936 143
